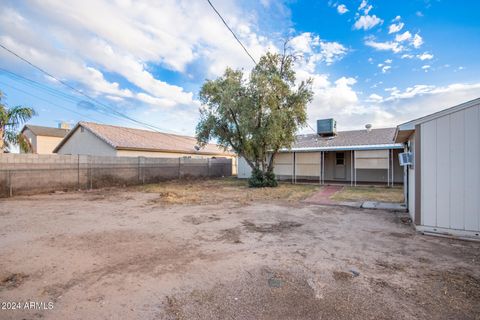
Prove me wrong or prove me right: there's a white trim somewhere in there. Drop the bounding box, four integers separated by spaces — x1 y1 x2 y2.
416 225 480 242
280 143 403 152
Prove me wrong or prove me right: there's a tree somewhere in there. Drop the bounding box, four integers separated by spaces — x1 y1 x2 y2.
196 52 313 187
0 90 36 153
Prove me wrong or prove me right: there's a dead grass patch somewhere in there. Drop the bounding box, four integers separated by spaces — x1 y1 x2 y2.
140 177 319 205
242 220 303 233
331 186 404 203
0 273 29 290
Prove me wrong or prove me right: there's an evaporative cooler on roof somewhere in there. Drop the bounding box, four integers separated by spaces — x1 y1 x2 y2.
317 118 337 137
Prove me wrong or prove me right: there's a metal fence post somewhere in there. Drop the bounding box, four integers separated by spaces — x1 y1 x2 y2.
137 157 141 183
7 170 12 197
207 158 210 177
89 155 93 190
178 158 181 179
77 154 80 190
142 158 145 184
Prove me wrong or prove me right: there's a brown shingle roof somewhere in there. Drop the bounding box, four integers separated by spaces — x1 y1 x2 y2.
292 127 400 150
56 122 233 156
22 125 69 138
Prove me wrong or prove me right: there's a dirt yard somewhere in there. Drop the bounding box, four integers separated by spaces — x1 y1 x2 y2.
0 178 479 320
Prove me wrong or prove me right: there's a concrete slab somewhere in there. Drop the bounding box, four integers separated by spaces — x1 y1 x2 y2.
361 201 407 211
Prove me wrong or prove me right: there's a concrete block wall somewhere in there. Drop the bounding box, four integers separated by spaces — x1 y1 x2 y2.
0 154 232 197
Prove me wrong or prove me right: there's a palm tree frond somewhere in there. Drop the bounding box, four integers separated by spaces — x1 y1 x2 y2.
17 133 33 153
6 106 37 130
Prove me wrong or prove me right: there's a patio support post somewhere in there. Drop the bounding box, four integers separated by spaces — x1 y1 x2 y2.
391 149 394 187
291 152 294 184
294 152 296 184
350 150 353 186
387 149 390 187
354 150 357 187
319 151 321 185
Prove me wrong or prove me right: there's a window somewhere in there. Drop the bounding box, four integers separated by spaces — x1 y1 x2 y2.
336 152 345 165
80 127 85 133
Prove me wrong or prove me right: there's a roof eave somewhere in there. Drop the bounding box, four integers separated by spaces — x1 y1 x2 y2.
280 143 404 152
116 146 233 156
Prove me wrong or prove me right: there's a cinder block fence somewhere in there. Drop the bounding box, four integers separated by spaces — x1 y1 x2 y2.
0 154 232 197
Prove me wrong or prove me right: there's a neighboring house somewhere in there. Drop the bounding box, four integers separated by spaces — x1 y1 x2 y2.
21 124 70 154
238 119 403 185
395 97 480 239
53 121 235 160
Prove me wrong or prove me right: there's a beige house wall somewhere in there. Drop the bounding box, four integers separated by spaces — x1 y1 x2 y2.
55 127 237 174
21 129 63 154
116 149 233 159
36 136 64 154
56 127 116 156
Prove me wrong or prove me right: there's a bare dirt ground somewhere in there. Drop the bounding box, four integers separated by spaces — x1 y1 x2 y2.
0 178 479 320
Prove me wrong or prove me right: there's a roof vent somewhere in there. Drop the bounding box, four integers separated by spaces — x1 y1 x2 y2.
317 118 337 137
365 124 372 132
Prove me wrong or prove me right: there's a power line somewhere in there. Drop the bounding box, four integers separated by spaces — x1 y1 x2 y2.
0 81 102 123
0 68 203 147
307 123 317 133
206 0 257 65
0 81 202 148
0 43 183 135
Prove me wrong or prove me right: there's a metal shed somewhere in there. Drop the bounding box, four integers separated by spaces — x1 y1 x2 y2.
395 98 480 240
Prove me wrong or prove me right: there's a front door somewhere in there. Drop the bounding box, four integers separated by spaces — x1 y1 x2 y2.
334 152 346 179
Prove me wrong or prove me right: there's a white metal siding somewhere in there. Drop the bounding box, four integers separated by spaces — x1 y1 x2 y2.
464 105 480 231
407 134 415 219
420 103 480 232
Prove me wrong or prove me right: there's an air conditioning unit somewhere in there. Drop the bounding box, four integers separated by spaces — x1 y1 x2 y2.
398 152 413 166
317 118 337 136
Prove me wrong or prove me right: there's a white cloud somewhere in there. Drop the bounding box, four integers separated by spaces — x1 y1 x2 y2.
358 0 367 11
393 15 401 22
401 54 414 59
412 33 424 48
388 22 404 34
417 52 434 60
416 11 424 17
378 62 391 73
290 32 347 67
421 65 431 72
364 37 403 53
0 1 279 114
395 31 412 42
367 93 383 102
353 15 383 30
337 4 348 14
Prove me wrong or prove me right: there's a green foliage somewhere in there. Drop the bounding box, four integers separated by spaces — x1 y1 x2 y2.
197 51 313 187
0 90 36 152
248 168 279 188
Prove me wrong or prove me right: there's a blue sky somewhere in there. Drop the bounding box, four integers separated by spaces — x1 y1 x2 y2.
0 0 479 137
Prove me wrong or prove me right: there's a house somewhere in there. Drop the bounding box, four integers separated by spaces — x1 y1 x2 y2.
53 121 235 160
238 119 403 186
395 98 480 239
21 123 70 154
